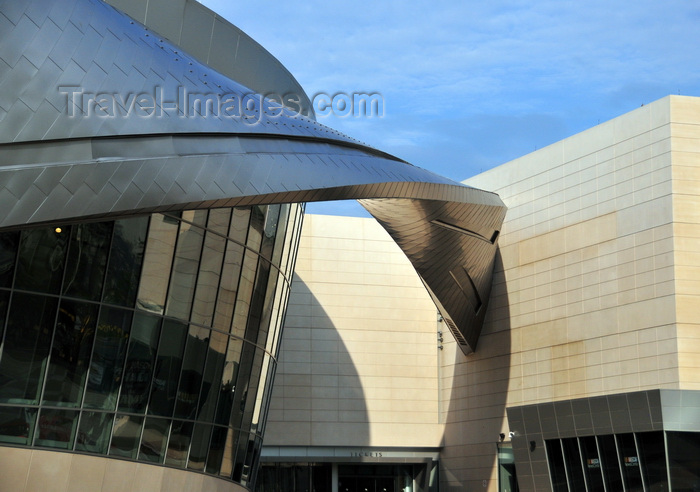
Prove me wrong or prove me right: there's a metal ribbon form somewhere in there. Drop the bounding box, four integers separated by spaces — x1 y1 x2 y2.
0 0 506 352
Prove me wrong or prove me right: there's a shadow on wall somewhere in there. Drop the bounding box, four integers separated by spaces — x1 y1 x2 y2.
440 249 512 491
263 274 371 447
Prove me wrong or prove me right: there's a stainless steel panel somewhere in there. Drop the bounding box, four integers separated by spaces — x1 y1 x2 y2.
0 0 507 354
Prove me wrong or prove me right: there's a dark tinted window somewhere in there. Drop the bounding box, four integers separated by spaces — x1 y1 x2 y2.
83 307 133 410
617 433 643 491
75 411 113 454
0 293 58 404
637 431 668 492
118 312 161 412
35 408 79 449
598 434 624 491
138 417 170 464
109 414 143 459
667 431 700 491
42 300 99 406
103 217 148 307
546 440 568 492
15 227 70 294
148 319 188 417
0 231 19 288
579 436 605 491
63 222 112 301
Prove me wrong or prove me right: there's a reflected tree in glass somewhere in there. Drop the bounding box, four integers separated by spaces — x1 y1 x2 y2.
103 217 148 307
109 414 144 459
76 411 113 454
83 307 133 410
42 301 99 407
118 312 161 412
63 222 112 301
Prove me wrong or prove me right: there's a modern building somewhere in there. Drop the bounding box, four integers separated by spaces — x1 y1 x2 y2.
261 95 700 492
2 1 699 491
0 1 504 492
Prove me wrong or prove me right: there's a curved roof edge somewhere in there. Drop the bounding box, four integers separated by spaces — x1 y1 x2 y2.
0 134 506 353
104 0 315 118
0 0 507 353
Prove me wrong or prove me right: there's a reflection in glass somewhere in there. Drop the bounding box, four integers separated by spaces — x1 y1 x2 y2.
42 301 99 406
247 206 265 253
249 259 271 347
232 250 258 340
206 425 229 475
0 406 36 445
84 307 133 410
253 356 277 434
219 428 239 478
139 417 170 464
0 203 294 486
215 338 241 426
148 319 187 417
137 214 178 314
579 436 605 491
617 433 643 491
230 343 256 431
260 204 280 260
271 204 290 267
233 434 255 484
197 330 228 423
497 443 519 492
76 411 113 454
0 293 58 404
0 289 9 345
110 414 144 459
239 348 265 436
598 434 624 491
15 227 70 294
191 219 227 327
63 222 112 301
35 408 79 449
166 210 206 321
636 431 668 491
188 422 212 470
213 241 244 334
0 231 19 288
165 419 193 467
118 312 161 412
103 217 148 307
174 326 210 419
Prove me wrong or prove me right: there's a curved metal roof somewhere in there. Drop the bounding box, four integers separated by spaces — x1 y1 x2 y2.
0 0 506 353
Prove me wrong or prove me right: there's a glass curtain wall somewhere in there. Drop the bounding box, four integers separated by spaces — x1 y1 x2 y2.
0 203 303 490
544 431 700 491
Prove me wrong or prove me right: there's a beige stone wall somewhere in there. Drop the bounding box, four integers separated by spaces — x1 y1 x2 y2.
0 447 244 492
446 95 685 491
671 97 700 390
264 214 442 448
262 96 699 491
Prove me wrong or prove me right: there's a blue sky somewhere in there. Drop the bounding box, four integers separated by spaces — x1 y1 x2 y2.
203 0 700 215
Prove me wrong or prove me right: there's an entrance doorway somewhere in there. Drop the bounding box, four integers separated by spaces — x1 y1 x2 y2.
338 465 412 492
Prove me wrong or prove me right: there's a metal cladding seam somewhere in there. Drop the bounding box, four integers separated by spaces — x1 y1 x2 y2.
0 0 507 353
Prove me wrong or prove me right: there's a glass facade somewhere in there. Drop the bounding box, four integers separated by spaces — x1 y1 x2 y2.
544 431 700 491
0 204 304 489
256 463 425 492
